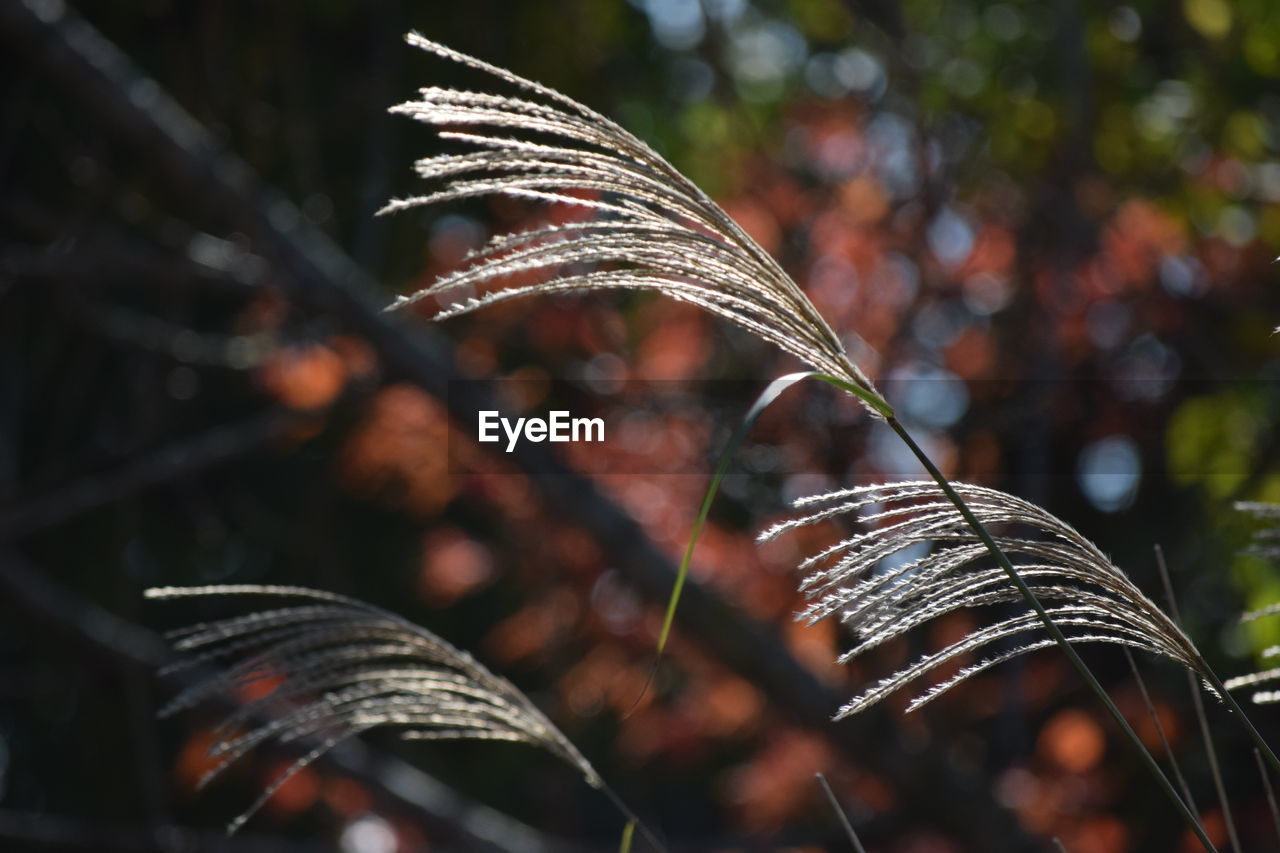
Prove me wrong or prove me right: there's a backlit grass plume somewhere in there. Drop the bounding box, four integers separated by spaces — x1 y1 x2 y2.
380 33 874 398
375 36 1263 845
1235 500 1280 560
759 482 1208 717
1224 502 1280 704
147 584 602 833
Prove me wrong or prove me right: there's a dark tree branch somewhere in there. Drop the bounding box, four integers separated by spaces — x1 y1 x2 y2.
0 809 329 853
0 407 312 540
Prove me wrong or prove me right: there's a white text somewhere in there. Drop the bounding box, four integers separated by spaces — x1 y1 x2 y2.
478 410 605 452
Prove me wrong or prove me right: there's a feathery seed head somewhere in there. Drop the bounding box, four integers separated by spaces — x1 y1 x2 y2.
384 34 879 408
148 584 601 833
1226 502 1280 703
761 482 1205 717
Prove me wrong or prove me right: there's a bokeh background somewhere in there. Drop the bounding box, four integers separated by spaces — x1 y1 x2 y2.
2 0 1280 851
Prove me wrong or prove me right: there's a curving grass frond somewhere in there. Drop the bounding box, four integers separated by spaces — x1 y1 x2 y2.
147 584 602 833
381 33 875 399
759 482 1206 718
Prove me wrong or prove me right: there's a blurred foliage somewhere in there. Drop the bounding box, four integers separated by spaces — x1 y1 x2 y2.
3 0 1280 851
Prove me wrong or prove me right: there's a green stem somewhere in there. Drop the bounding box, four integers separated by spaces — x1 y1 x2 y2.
599 780 665 853
885 415 1216 853
630 373 816 715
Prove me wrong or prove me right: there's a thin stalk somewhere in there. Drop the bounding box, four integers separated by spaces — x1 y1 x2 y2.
885 415 1216 852
815 773 867 853
1151 547 1240 852
1191 672 1242 851
1153 545 1280 778
1255 748 1280 843
599 780 666 853
629 373 814 714
635 371 898 715
1202 658 1280 775
1123 647 1198 817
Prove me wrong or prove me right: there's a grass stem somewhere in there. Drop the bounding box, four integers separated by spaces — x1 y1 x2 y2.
1152 546 1240 851
1256 748 1280 843
1123 647 1199 817
1151 545 1280 778
886 415 1216 852
600 779 666 853
815 773 867 853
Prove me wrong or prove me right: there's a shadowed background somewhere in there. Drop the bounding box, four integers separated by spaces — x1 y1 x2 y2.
2 0 1279 851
